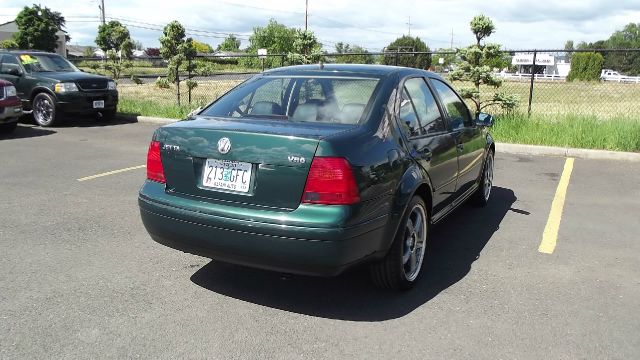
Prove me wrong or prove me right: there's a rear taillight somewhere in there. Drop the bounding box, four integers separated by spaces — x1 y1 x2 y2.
146 141 165 183
302 157 360 205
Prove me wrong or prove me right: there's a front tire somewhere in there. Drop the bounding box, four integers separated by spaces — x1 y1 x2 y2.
370 196 429 290
472 150 494 207
32 93 57 127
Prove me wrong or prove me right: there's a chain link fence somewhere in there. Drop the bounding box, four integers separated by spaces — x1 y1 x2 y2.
70 49 640 119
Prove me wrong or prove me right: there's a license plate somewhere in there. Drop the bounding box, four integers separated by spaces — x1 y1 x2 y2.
202 159 252 193
93 100 105 109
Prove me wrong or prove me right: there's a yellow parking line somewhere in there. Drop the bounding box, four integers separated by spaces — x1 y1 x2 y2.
539 158 575 254
77 165 146 182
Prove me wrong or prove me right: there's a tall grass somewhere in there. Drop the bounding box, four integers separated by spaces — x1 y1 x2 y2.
117 98 205 119
492 114 640 152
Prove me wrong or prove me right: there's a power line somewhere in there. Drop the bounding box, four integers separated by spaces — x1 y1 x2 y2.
105 16 251 39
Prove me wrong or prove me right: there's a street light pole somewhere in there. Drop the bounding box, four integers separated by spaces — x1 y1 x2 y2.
304 0 308 31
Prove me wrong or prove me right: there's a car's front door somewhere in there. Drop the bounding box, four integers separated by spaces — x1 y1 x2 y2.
430 78 485 196
399 77 458 214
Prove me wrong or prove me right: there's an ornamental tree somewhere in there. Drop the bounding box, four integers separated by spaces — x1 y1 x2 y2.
287 29 322 64
160 21 197 105
95 21 134 80
449 15 518 114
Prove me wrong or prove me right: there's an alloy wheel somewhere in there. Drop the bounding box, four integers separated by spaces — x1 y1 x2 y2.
402 204 428 282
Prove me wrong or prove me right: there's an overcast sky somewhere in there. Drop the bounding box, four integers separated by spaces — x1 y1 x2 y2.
2 0 639 51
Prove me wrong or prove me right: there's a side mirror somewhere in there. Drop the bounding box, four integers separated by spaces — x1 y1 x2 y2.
476 112 494 127
8 68 23 76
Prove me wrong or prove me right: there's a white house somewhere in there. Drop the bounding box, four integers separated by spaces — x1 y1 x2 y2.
0 20 68 57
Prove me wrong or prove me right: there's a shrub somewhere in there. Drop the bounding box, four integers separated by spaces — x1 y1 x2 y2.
567 52 605 81
155 77 170 89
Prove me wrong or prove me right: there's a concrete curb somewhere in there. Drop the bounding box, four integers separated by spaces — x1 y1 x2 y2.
116 114 640 162
117 114 178 125
496 143 640 162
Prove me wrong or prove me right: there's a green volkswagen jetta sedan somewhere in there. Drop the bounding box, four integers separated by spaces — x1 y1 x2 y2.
139 64 495 290
0 50 118 126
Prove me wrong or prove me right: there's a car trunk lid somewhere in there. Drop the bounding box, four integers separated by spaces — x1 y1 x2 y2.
157 117 353 210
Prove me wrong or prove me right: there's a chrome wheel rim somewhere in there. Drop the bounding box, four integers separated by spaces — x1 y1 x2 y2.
402 204 427 282
34 97 54 125
483 154 494 201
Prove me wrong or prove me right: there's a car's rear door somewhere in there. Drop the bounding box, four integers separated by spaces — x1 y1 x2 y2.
429 78 485 196
399 77 458 214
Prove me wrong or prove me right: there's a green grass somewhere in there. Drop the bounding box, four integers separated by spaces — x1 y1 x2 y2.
492 114 640 152
117 98 203 119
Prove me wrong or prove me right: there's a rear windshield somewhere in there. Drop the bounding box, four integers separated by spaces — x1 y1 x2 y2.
201 76 381 125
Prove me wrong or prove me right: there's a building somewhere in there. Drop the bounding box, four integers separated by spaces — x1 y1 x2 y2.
0 20 68 57
512 53 571 77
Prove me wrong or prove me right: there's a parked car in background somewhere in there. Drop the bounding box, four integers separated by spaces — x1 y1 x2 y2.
0 50 118 127
0 79 22 133
138 64 495 290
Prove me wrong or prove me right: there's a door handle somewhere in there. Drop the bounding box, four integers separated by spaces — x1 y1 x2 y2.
456 143 464 151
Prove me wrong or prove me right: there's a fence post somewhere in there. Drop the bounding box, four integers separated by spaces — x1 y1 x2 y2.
395 49 399 66
527 50 537 117
188 57 192 104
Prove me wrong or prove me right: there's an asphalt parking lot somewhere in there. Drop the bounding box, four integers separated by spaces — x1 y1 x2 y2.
1 120 639 359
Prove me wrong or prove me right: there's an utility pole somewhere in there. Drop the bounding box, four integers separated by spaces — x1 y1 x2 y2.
304 0 308 31
406 16 413 36
99 0 105 25
450 28 454 49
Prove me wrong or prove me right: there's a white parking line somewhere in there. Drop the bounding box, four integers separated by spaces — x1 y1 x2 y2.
77 165 146 182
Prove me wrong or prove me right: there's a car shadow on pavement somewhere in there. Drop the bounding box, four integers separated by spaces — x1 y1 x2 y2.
55 116 138 128
0 124 56 140
190 186 519 322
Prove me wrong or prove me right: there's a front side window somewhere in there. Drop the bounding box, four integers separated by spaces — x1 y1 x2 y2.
17 53 78 73
431 79 473 130
201 76 380 125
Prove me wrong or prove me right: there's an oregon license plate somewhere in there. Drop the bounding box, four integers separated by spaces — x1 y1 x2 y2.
93 100 105 109
202 159 252 193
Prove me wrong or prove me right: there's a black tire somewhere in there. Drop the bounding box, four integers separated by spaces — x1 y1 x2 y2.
98 109 116 122
370 195 430 290
472 150 494 207
0 121 18 134
32 92 57 127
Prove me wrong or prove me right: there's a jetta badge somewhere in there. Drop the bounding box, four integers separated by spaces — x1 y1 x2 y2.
217 137 231 154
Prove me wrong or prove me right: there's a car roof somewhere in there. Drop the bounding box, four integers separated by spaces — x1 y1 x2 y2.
1 50 57 55
263 64 443 79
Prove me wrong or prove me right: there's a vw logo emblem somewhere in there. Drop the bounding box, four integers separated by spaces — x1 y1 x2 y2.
217 137 231 154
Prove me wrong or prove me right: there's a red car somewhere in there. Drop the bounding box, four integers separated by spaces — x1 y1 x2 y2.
0 79 22 133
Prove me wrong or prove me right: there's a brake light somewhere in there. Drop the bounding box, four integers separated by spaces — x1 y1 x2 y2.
302 157 360 205
146 141 165 183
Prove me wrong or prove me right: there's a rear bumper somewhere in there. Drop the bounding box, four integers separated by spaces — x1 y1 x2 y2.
138 182 389 276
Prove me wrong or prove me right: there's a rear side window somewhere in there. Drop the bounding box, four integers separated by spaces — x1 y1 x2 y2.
202 76 380 125
404 78 445 134
0 55 21 75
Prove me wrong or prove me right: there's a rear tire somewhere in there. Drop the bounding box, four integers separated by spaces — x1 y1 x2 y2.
370 196 429 290
0 121 17 134
32 92 57 127
472 150 494 207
